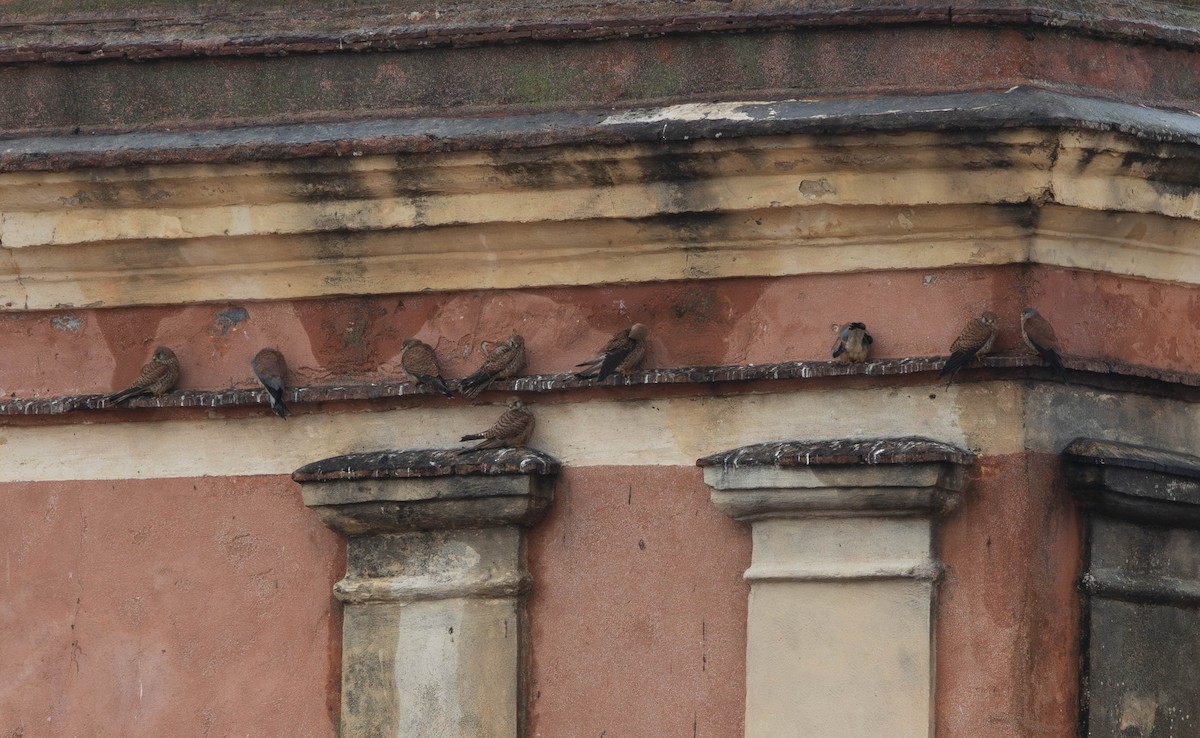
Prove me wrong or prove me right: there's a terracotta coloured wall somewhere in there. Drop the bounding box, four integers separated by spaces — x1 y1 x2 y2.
0 265 1195 401
0 476 343 736
1 263 1192 735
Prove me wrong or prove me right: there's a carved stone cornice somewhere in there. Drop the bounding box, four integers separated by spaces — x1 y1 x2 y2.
2 90 1200 311
293 447 557 536
1063 438 1200 530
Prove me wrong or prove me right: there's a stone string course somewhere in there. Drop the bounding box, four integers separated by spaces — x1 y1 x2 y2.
2 353 1197 417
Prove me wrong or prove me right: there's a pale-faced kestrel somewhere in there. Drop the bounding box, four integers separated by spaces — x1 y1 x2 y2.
831 322 873 364
1021 307 1068 383
458 397 535 454
400 338 453 398
575 323 650 381
251 347 290 418
460 333 527 399
106 346 181 405
939 312 998 381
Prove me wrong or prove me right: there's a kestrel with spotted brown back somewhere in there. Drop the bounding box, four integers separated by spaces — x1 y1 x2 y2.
401 338 453 398
1021 308 1068 383
575 323 650 381
460 333 526 399
107 346 181 405
458 397 535 453
939 312 998 381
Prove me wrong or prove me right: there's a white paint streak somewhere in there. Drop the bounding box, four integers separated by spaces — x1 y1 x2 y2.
600 100 785 126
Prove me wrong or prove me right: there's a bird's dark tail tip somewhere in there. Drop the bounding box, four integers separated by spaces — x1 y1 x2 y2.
460 433 484 442
272 401 289 418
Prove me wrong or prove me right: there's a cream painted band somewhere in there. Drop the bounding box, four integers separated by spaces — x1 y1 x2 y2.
0 384 1021 482
2 126 1200 309
3 380 1199 483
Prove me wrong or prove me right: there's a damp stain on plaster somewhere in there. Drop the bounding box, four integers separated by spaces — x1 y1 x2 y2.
214 306 249 336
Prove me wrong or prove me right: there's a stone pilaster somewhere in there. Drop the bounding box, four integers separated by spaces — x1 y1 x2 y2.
698 438 972 738
1063 438 1200 738
293 448 558 738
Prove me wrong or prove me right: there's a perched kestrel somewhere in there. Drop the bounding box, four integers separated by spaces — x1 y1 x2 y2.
400 338 453 398
460 333 526 399
575 323 650 381
1021 307 1068 383
831 322 873 364
251 347 290 418
458 397 535 453
106 346 180 405
939 312 998 380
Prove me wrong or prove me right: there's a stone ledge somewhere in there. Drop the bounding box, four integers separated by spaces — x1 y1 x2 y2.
701 436 974 521
8 88 1200 171
291 447 559 483
697 437 975 470
5 353 1198 418
1063 437 1200 529
294 447 558 534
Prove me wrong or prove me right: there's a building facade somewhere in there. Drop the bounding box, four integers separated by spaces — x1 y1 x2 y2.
3 1 1200 736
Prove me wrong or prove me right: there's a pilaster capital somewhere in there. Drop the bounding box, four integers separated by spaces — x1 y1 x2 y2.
1062 437 1200 529
292 447 559 536
697 437 973 522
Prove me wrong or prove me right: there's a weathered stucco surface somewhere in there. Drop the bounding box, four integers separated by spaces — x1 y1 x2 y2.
526 466 749 737
0 475 343 736
3 126 1200 310
937 453 1082 738
0 265 1196 401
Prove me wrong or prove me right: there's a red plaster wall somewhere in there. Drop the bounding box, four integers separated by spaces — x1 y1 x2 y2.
936 453 1083 738
0 476 343 737
5 265 1194 401
527 466 750 737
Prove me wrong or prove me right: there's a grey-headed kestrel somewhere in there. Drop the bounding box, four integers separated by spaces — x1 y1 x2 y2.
252 347 290 418
575 323 650 381
106 346 180 405
401 338 453 398
458 397 535 453
831 322 873 364
1021 307 1068 383
939 311 998 381
460 333 526 399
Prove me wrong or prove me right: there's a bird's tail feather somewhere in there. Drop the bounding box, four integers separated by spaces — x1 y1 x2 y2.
268 389 289 418
105 387 141 405
938 350 976 380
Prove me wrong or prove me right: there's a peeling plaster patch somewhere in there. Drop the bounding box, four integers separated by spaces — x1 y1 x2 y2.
214 306 249 336
50 315 84 333
600 101 785 126
798 179 835 199
1119 693 1158 734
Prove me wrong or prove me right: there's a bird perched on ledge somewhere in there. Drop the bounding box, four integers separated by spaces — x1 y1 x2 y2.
831 322 873 364
106 346 180 405
460 333 527 399
1021 307 1068 384
939 312 998 381
251 347 290 418
400 338 453 398
458 397 535 453
575 323 650 381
